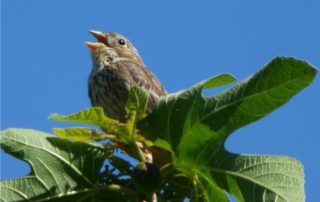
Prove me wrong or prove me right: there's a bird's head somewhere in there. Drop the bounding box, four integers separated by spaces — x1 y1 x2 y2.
87 30 142 64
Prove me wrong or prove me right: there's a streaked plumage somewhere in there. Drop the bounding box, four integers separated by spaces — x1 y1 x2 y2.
86 31 166 122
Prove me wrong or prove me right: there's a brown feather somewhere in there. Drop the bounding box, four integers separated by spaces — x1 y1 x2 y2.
88 32 166 122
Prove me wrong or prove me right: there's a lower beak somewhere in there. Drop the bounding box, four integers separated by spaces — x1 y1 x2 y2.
89 30 108 44
85 42 103 52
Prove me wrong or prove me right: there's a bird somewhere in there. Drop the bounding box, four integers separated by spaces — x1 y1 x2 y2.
86 30 167 122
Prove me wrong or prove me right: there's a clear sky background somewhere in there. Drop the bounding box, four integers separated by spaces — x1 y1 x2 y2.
1 0 320 201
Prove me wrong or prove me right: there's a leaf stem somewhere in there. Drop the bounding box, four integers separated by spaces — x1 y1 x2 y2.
131 141 147 162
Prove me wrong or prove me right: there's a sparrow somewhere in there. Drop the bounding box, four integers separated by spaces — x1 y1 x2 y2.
86 31 166 122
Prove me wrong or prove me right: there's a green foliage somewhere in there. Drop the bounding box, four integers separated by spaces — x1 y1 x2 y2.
0 129 107 201
1 57 317 201
138 57 315 201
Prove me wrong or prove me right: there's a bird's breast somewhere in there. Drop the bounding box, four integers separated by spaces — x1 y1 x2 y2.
88 66 131 121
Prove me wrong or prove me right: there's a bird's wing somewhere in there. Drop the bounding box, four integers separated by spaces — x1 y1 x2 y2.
120 61 167 112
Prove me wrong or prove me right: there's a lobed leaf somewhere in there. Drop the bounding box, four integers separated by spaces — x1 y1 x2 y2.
139 57 316 201
0 128 107 201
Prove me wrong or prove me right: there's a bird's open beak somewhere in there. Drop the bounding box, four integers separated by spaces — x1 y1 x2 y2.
89 30 108 44
85 42 104 52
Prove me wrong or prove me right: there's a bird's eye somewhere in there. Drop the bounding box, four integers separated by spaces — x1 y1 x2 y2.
118 39 126 46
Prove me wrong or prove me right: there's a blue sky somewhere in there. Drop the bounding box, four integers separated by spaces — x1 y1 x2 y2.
2 0 320 201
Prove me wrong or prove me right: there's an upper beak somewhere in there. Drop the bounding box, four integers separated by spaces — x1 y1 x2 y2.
89 30 108 44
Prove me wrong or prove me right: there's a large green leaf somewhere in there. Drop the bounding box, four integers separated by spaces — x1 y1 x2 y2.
0 129 132 201
139 57 317 201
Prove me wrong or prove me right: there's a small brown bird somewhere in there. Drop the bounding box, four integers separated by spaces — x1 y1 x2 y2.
86 31 166 122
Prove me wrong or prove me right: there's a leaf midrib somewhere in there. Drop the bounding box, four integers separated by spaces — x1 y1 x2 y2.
194 167 290 202
187 71 313 136
2 136 93 186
